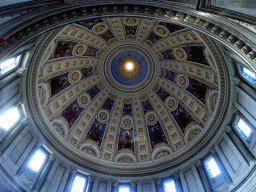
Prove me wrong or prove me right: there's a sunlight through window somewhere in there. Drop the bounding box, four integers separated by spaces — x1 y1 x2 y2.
28 149 46 172
205 157 221 178
243 67 256 79
237 118 252 138
70 175 86 192
164 180 177 192
0 55 21 75
119 186 130 192
0 108 20 130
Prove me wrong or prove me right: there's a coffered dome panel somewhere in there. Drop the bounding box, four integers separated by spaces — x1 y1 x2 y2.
26 16 230 177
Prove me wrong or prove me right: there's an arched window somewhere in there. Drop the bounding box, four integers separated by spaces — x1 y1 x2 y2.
163 180 177 192
70 173 88 192
204 156 221 178
0 107 20 130
28 148 47 172
238 65 256 86
0 55 21 77
118 184 131 192
233 116 253 143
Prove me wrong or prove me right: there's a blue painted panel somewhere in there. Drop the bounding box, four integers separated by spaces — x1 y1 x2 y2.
87 119 106 146
118 128 134 151
148 121 167 148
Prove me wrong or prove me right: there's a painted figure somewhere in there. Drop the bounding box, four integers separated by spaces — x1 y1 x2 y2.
119 131 133 150
54 42 71 58
50 77 67 95
176 109 193 130
88 124 101 142
152 127 164 145
191 82 208 102
62 105 78 127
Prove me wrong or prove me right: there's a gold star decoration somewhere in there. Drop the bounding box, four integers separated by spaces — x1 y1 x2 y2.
118 55 141 79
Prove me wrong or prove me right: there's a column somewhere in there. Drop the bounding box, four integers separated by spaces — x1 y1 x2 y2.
155 178 162 192
195 160 213 192
112 181 118 192
173 173 184 192
32 154 56 191
0 117 27 156
92 177 99 192
228 126 255 165
63 169 76 192
191 165 205 192
107 180 112 192
131 181 137 192
179 171 189 192
87 176 95 192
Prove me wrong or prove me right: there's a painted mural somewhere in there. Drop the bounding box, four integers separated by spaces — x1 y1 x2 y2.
84 46 98 57
82 67 94 79
125 25 137 36
183 46 208 65
118 128 134 151
54 41 77 58
62 99 84 128
158 22 184 34
141 99 153 114
171 104 194 133
161 50 175 60
50 72 70 97
102 98 115 112
99 29 115 42
156 87 170 102
186 78 209 103
147 32 162 43
86 85 100 99
148 121 167 148
78 18 104 30
165 71 176 82
87 119 106 146
123 103 132 116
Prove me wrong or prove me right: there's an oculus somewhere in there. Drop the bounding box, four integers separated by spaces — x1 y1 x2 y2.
118 55 141 79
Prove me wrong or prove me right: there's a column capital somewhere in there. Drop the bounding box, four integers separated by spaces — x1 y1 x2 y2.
131 181 137 187
224 125 232 133
155 178 162 184
209 146 216 154
194 159 202 167
113 180 119 187
88 175 95 182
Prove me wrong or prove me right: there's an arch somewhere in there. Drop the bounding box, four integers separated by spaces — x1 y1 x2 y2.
184 124 203 144
151 145 173 160
79 142 100 158
51 118 69 140
114 152 137 163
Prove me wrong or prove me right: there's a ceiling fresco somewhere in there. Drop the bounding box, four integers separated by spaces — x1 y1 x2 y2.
30 16 227 173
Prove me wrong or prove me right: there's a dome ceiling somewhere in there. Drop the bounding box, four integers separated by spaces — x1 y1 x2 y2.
27 17 229 176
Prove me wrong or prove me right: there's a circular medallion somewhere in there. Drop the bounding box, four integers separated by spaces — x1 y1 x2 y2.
154 25 169 38
92 22 108 34
165 97 178 111
72 44 87 56
123 18 139 26
68 69 82 84
173 48 187 61
104 44 155 93
77 93 91 108
145 111 158 125
97 109 110 123
176 74 189 89
121 116 133 129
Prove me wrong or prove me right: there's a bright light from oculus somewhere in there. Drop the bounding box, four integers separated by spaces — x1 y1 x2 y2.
205 157 221 178
0 108 20 130
28 150 47 172
119 187 130 192
164 180 177 192
243 67 256 79
237 118 252 138
124 61 135 71
70 175 86 192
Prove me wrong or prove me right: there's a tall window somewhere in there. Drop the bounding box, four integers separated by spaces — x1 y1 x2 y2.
234 117 252 140
0 55 21 76
119 186 130 192
238 65 256 85
204 157 221 178
164 180 177 192
0 107 20 130
28 149 47 172
70 174 87 192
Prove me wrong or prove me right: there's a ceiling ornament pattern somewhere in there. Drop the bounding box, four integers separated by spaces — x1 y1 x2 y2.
26 16 230 176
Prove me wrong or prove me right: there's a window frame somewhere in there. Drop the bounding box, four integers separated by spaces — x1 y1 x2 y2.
26 147 49 176
162 177 177 192
118 183 132 192
237 64 256 88
232 115 255 145
0 54 23 79
69 172 88 192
